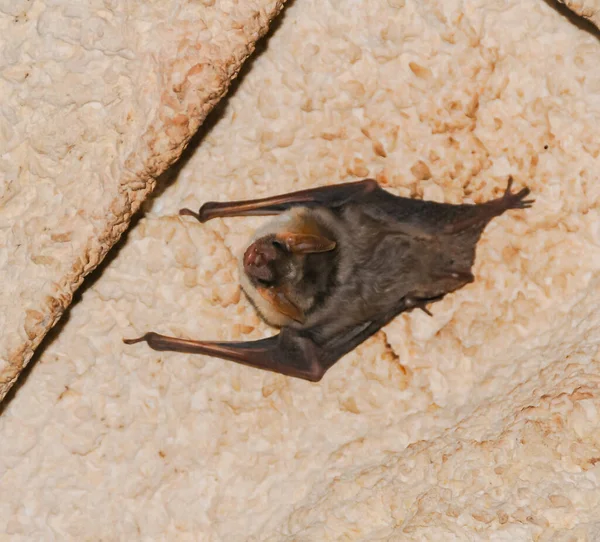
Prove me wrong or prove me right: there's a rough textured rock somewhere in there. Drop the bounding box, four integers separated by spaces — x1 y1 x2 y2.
558 0 600 27
1 0 599 540
0 0 286 401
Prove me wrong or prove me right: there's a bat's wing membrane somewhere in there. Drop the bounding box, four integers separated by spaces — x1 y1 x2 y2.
123 331 324 381
181 177 532 240
123 329 339 382
180 179 380 222
123 311 398 382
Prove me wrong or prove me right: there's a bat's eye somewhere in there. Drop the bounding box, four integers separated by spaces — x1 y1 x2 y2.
271 239 286 251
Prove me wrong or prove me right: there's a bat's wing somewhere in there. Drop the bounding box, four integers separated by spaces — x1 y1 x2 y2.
181 177 533 244
372 177 534 238
122 330 332 382
123 303 408 382
123 331 325 379
179 179 380 222
122 287 442 381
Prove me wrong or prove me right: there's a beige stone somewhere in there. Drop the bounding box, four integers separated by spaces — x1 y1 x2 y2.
1 0 600 539
0 0 286 400
558 0 600 28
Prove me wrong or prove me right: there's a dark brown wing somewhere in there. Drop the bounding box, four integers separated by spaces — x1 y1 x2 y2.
179 179 380 222
123 293 420 382
182 177 533 244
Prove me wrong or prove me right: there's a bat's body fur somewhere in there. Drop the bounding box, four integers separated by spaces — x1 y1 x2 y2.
125 179 533 382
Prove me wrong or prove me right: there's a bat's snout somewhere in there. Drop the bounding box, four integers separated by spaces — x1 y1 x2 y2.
243 239 280 283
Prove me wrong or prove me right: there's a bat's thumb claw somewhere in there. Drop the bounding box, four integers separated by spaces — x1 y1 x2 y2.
179 208 201 220
123 335 148 345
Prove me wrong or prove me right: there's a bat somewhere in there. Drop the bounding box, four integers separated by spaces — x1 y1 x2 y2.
124 178 533 382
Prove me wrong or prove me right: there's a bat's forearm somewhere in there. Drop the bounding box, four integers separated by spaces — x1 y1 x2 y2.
123 331 326 382
179 179 380 223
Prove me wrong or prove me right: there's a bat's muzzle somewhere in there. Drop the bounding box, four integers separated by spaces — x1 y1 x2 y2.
243 238 280 283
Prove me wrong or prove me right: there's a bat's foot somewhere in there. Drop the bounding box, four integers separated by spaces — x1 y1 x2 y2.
498 177 535 211
443 178 533 234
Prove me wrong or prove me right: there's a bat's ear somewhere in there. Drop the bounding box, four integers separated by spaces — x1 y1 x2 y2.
275 232 336 254
258 286 305 323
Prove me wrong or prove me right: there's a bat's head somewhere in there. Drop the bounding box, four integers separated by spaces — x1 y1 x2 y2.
243 232 335 283
243 235 292 285
239 209 339 328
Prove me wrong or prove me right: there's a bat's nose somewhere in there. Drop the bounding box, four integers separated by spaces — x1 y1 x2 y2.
244 243 263 267
244 245 258 266
243 239 279 282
